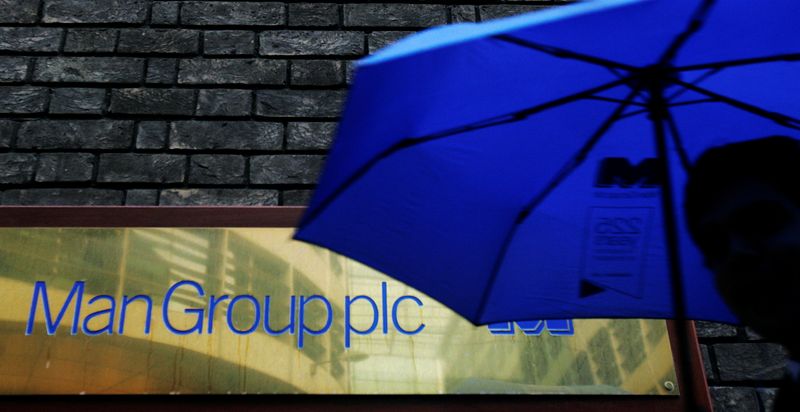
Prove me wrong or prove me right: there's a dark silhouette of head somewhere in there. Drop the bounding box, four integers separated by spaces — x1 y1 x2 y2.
685 136 800 356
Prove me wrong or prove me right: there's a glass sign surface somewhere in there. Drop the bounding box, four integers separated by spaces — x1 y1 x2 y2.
0 228 678 395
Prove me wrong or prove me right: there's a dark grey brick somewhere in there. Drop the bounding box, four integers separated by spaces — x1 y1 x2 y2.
43 0 148 24
478 5 550 21
196 89 252 117
369 31 410 54
3 188 123 205
451 6 477 23
0 87 47 114
203 31 256 56
696 321 738 338
287 122 336 150
0 0 40 23
181 2 284 26
109 89 195 116
160 188 278 206
259 31 364 56
49 88 106 114
283 189 313 206
0 58 28 82
251 155 324 184
64 29 117 53
146 58 178 84
98 153 185 183
0 120 17 148
35 153 94 182
0 153 36 184
22 189 103 207
34 57 144 84
0 28 62 52
288 3 338 27
170 121 282 150
758 388 778 412
701 345 716 380
256 90 345 118
189 154 246 184
125 189 158 205
344 4 446 27
711 387 760 412
291 60 343 86
17 120 133 149
345 61 356 84
178 59 285 85
118 29 200 54
746 327 765 341
151 2 179 26
715 343 787 381
136 121 168 149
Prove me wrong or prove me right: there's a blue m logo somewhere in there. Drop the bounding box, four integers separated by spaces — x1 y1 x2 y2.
487 319 575 336
594 157 661 188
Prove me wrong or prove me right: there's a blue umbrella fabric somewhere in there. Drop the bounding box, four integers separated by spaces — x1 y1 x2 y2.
295 0 799 326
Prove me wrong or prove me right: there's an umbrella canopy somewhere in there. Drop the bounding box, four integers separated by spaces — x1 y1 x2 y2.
295 0 800 326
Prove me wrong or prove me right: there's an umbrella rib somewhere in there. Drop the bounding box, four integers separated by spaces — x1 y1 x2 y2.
474 86 642 323
605 67 627 81
587 96 647 106
666 68 720 102
493 34 637 72
675 53 800 72
619 98 716 120
663 107 692 172
299 76 633 228
657 0 716 65
669 78 800 131
510 76 632 119
618 107 649 120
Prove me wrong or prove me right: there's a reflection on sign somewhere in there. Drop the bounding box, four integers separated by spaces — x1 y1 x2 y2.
0 228 677 395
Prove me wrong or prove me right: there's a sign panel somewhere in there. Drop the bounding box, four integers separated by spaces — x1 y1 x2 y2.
0 227 678 395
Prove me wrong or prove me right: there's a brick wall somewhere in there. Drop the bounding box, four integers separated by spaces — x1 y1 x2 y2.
0 1 786 410
697 321 786 411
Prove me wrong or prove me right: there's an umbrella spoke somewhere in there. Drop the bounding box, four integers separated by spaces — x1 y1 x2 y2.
605 67 627 81
474 86 642 322
619 98 717 120
494 34 637 72
621 83 650 108
586 96 647 106
669 78 800 131
667 68 720 102
516 86 642 229
669 98 716 106
675 53 800 72
618 107 649 120
301 76 634 228
505 76 633 121
657 0 716 65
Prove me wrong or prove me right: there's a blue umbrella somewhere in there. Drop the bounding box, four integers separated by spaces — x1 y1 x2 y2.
295 0 800 327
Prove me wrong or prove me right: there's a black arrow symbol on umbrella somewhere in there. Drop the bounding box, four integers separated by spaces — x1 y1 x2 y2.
579 279 606 299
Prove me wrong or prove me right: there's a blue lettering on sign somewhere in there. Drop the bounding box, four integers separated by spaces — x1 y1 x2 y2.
26 280 569 347
26 280 427 350
487 320 575 336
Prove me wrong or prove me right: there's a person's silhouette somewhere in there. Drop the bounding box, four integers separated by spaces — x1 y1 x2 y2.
684 136 800 411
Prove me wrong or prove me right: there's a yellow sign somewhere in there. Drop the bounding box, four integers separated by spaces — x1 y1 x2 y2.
0 228 677 395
